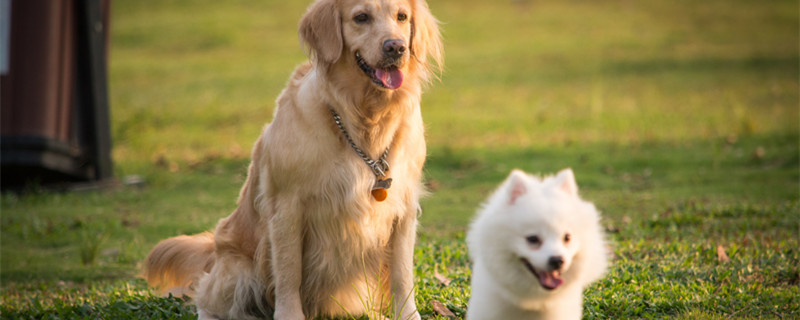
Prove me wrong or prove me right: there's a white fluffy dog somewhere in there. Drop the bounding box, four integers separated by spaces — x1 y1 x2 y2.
466 168 609 320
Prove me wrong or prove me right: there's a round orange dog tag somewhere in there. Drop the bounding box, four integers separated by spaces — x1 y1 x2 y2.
371 178 392 202
372 188 388 201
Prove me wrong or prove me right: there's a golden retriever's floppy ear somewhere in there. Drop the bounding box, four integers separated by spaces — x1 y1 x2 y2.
410 0 444 80
299 0 343 65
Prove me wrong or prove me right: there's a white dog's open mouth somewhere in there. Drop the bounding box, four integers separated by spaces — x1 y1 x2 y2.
521 258 564 290
355 51 404 90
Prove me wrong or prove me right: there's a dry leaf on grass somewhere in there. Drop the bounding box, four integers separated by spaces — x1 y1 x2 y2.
717 245 730 263
434 269 451 286
430 300 456 318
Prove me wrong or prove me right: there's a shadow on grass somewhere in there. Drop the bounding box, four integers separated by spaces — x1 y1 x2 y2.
601 54 799 76
421 131 799 233
0 289 197 320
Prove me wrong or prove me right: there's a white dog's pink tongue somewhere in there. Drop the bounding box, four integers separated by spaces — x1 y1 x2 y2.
538 271 564 290
376 68 403 89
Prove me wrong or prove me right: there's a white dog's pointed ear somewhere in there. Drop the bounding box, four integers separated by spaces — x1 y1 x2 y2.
506 170 528 205
554 168 578 196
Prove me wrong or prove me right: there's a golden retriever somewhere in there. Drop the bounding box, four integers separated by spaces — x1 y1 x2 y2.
142 0 443 319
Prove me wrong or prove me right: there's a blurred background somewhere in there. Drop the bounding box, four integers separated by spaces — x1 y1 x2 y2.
107 0 798 226
109 0 797 159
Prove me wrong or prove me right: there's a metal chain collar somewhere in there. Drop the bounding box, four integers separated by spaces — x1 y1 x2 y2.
330 109 390 178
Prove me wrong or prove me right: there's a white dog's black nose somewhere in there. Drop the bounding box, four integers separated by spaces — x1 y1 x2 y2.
382 39 406 59
548 256 564 270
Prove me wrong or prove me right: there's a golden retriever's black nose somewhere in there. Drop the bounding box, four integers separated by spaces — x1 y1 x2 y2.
383 39 406 59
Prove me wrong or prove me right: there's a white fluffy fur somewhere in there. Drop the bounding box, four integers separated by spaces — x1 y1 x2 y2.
466 169 609 320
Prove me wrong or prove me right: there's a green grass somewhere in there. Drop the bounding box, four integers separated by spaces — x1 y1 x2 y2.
2 0 798 318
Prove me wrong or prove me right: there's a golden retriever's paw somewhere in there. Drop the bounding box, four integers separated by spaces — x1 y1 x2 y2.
388 309 421 320
399 312 421 320
197 309 221 320
273 309 306 320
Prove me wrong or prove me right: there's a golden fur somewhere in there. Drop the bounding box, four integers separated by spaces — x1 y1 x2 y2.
143 0 442 319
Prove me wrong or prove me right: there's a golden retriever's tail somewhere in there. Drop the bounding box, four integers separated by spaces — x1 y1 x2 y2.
142 232 215 297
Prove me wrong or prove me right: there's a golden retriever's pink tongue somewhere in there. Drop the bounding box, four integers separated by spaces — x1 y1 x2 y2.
376 69 403 89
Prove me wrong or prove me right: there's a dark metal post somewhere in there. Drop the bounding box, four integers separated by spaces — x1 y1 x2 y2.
75 0 113 182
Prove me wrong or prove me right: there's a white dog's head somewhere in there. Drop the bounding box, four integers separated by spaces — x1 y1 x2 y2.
469 168 608 298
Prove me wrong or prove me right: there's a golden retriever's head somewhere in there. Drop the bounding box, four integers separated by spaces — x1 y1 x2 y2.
300 0 443 90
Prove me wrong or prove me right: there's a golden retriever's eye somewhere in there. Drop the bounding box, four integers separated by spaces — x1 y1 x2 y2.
564 233 571 243
397 12 408 22
354 13 370 24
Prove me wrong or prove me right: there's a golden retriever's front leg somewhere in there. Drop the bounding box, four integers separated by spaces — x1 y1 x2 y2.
270 196 306 320
389 215 421 320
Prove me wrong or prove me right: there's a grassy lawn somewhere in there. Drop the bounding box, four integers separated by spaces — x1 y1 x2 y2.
2 0 798 319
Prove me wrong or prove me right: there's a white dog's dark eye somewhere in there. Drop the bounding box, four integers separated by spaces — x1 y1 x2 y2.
564 233 571 243
397 12 408 22
525 235 541 246
354 13 370 24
